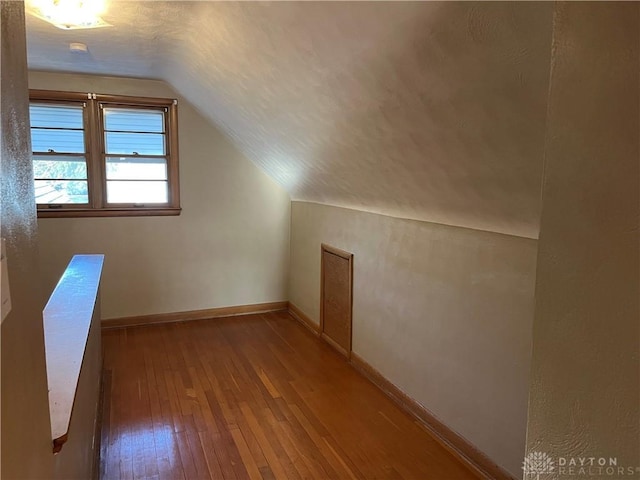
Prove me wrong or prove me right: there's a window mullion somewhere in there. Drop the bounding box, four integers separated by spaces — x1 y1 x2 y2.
167 102 180 208
85 98 104 209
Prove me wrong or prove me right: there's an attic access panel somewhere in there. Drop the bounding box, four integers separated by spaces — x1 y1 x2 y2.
320 244 353 358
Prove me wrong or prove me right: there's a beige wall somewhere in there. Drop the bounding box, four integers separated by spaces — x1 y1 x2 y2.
289 201 537 477
0 3 54 478
526 1 640 469
30 71 291 320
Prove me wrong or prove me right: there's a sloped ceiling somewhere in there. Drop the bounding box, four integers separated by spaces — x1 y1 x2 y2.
26 1 553 238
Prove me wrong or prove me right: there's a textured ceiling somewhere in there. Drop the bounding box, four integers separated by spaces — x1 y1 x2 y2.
26 1 553 238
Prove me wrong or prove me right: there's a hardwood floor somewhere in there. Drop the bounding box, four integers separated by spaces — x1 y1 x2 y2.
100 311 480 480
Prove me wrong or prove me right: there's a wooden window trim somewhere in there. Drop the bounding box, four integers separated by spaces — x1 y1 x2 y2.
29 90 181 218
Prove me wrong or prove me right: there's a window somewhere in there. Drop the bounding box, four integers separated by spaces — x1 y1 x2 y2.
29 90 180 217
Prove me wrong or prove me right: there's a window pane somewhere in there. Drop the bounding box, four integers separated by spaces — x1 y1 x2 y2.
30 104 84 129
33 156 87 180
34 180 88 204
31 128 85 153
106 157 167 180
103 108 164 133
106 180 168 203
104 132 165 155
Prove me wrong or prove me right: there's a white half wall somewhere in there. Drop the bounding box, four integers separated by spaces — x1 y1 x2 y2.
30 71 291 320
288 201 537 477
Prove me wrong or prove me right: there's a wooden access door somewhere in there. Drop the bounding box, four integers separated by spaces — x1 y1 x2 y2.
320 244 353 358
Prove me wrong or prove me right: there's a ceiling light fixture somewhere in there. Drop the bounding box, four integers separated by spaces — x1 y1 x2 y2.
27 0 111 30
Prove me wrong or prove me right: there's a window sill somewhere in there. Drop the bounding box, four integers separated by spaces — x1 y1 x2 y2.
37 207 182 218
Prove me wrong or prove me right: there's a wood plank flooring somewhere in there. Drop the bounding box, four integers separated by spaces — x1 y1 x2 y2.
100 311 480 480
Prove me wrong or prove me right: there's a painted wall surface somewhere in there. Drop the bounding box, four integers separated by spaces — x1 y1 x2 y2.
0 3 54 478
30 72 291 320
526 2 640 471
289 201 537 477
